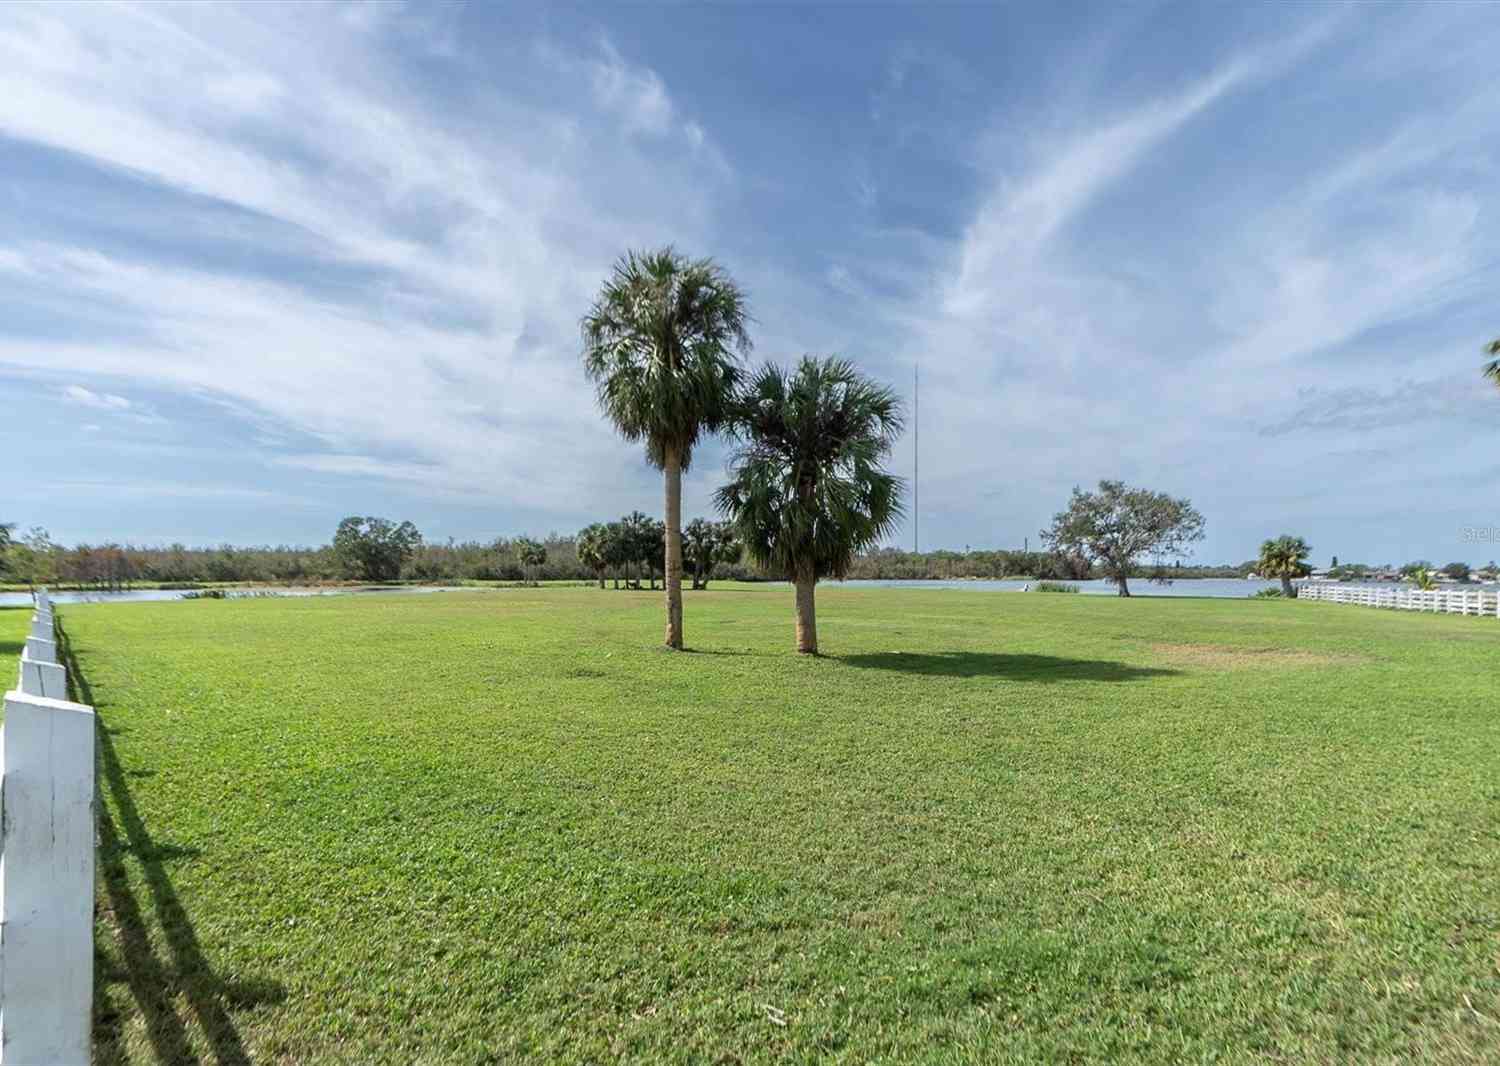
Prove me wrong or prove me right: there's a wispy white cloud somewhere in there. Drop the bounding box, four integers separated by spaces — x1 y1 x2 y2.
63 384 131 411
874 8 1500 557
587 36 677 135
2 1 1498 562
0 2 730 522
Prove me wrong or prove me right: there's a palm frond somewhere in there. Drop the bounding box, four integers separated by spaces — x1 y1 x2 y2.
581 247 751 470
717 356 905 581
1256 534 1312 579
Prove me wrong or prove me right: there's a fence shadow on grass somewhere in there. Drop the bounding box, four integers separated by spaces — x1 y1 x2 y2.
56 625 286 1066
839 651 1178 682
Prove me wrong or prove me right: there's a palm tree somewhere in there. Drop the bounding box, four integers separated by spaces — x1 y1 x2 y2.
602 520 629 589
684 517 740 590
716 356 904 654
1258 535 1312 597
1484 338 1500 386
1410 566 1438 591
515 537 547 584
576 523 608 588
618 510 658 590
582 248 751 649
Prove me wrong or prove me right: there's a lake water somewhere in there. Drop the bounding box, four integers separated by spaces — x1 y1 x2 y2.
3 577 1477 609
813 578 1283 597
816 578 1485 598
0 585 469 608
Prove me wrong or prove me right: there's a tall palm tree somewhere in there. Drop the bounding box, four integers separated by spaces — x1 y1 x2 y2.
1258 535 1312 597
716 356 904 654
1485 338 1500 387
582 249 751 649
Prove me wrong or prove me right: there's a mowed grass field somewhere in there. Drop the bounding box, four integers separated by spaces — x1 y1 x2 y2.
60 587 1500 1064
1 604 30 674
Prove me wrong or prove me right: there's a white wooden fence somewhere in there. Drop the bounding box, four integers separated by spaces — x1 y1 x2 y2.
3 589 95 1065
1296 582 1500 617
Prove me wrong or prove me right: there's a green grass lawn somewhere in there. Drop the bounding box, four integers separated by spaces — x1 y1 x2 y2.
61 588 1500 1064
1 603 33 680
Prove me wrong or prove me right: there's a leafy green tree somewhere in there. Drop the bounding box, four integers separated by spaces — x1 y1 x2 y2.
576 524 609 588
1442 561 1471 583
717 356 904 654
1041 481 1205 597
332 516 422 581
683 518 740 590
582 247 751 649
1257 535 1313 598
515 537 547 584
7 526 59 592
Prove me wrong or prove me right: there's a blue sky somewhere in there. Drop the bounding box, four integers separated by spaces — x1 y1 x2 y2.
3 1 1498 565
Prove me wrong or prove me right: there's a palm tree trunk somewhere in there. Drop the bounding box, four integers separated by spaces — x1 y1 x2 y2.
664 448 685 649
794 568 818 654
1281 575 1294 597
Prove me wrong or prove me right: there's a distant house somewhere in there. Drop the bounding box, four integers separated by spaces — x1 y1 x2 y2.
1308 568 1331 580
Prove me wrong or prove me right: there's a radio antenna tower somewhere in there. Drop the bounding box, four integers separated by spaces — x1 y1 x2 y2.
913 363 919 553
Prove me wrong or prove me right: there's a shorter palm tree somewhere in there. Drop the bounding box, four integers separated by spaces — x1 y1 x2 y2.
576 524 608 588
1410 566 1438 591
716 356 904 654
515 537 547 585
1258 535 1312 597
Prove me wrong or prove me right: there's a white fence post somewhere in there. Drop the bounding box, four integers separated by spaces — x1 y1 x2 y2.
21 638 55 665
17 654 67 702
2 593 95 1065
0 690 96 1066
1298 583 1500 621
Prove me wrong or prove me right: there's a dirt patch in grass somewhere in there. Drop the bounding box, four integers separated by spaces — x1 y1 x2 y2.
1151 642 1366 670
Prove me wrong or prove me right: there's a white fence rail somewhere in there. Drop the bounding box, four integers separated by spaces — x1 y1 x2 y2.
1297 582 1500 617
2 589 95 1065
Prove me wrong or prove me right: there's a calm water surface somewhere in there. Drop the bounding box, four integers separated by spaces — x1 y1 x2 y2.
4 578 1480 609
808 578 1483 598
0 586 468 608
812 578 1281 597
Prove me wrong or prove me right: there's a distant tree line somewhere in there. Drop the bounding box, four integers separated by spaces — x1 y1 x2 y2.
0 526 1258 590
8 518 1488 594
0 515 757 589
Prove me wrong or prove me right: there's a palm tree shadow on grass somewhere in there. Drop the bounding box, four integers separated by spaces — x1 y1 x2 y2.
56 626 285 1066
839 651 1178 682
